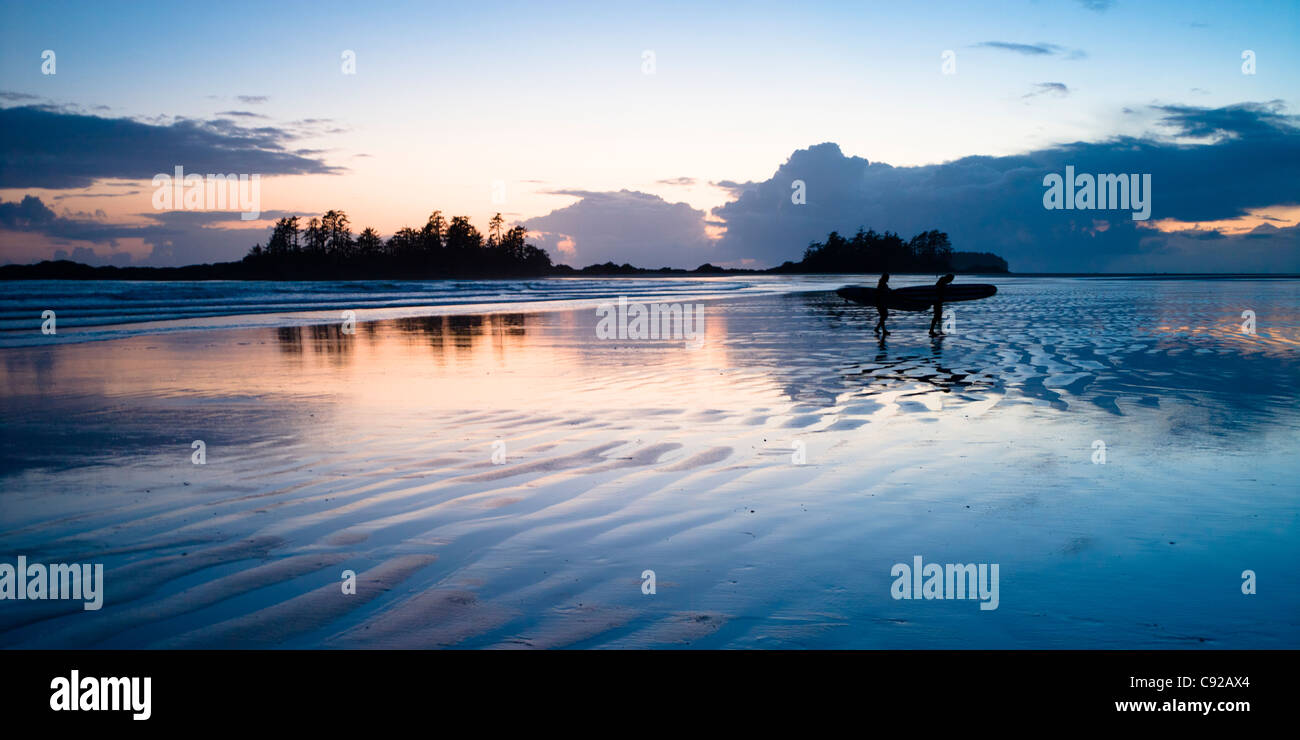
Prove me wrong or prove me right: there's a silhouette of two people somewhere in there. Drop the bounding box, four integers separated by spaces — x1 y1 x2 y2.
873 272 955 337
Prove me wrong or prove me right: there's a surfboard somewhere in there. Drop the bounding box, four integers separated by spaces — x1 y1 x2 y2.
836 283 997 311
836 285 930 311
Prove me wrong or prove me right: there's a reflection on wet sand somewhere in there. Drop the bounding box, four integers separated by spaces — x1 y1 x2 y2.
1 279 1298 649
797 285 1300 416
273 313 529 359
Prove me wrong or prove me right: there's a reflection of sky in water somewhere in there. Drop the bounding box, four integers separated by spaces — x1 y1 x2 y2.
5 276 1298 508
1 277 1297 648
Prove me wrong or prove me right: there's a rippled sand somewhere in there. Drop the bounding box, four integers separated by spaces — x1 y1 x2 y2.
2 277 1298 648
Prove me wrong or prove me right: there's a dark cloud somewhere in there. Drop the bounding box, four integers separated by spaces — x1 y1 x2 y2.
135 210 302 266
0 195 61 230
1110 222 1300 272
51 246 134 266
708 102 1300 271
51 191 140 200
524 190 715 268
0 195 147 251
216 110 268 119
0 106 342 189
0 91 40 102
1153 100 1295 140
0 194 307 266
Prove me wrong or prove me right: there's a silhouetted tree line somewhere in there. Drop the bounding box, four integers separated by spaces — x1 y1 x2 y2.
1 222 1008 281
948 250 1009 273
774 228 962 273
547 261 728 275
244 210 554 278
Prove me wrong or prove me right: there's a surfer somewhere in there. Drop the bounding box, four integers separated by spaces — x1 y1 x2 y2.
928 273 955 336
873 272 891 336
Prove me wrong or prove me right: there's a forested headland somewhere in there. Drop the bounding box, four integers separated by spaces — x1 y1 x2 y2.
772 228 1008 274
1 215 1008 280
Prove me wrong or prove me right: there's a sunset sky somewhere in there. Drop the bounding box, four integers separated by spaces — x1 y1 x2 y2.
1 0 1298 271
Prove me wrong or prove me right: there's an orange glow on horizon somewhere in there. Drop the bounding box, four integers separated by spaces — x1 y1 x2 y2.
1143 206 1300 236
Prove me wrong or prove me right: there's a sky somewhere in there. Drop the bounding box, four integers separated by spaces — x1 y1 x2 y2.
1 0 1298 271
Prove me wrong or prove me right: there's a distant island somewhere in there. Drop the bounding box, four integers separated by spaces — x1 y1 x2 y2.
0 211 1009 280
774 228 1009 274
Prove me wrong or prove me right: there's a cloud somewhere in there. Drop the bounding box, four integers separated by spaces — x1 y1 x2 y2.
136 210 299 266
712 180 757 196
1108 222 1300 272
708 102 1300 272
51 246 134 266
524 190 715 268
216 110 269 119
7 101 1297 273
51 191 141 200
974 41 1086 59
1076 0 1114 11
1024 82 1071 99
974 41 1055 56
1153 100 1295 140
0 91 40 102
236 95 269 104
0 194 306 266
656 177 696 186
0 195 61 230
0 106 342 189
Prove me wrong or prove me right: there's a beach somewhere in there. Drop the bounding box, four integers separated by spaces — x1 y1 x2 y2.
1 276 1298 648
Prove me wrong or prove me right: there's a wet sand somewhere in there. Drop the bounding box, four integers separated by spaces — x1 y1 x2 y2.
2 278 1298 648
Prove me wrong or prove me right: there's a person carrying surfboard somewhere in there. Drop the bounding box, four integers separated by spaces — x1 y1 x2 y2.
928 273 955 337
873 272 891 336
